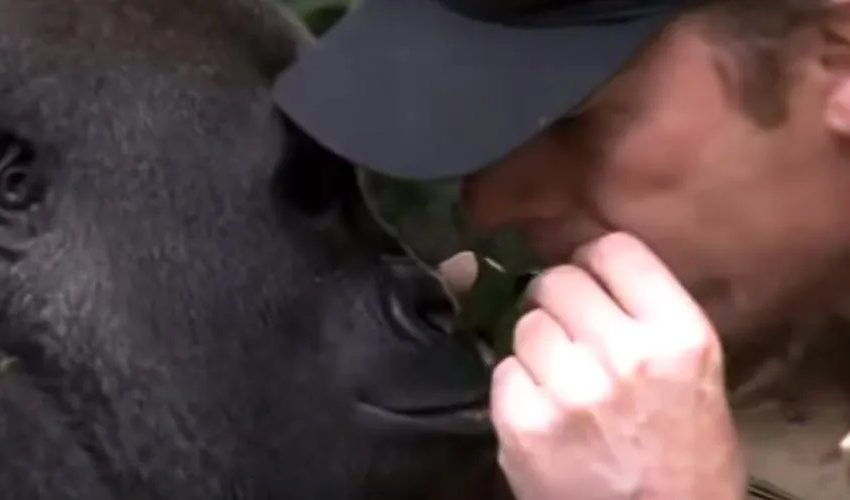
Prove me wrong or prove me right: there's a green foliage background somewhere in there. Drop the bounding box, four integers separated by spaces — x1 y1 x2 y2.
284 0 351 35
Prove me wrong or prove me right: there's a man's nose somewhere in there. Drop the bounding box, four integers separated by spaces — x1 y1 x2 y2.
460 174 566 234
460 175 514 233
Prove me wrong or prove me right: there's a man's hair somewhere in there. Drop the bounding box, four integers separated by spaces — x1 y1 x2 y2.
701 0 829 126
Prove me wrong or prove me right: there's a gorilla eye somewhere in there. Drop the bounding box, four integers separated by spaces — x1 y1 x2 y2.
0 132 42 210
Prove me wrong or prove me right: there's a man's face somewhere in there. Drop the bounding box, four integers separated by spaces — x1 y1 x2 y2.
461 11 850 339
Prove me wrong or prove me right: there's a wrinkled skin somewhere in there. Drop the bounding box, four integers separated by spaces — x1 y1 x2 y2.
461 9 850 344
0 1 496 498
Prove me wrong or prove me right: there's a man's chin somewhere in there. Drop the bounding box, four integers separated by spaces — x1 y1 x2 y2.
686 281 766 344
696 289 800 351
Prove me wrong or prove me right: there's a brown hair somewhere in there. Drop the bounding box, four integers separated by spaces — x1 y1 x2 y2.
700 0 829 126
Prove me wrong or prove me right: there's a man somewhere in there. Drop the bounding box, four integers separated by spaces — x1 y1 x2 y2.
273 0 850 498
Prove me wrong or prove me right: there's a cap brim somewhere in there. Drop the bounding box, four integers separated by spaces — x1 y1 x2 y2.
273 0 679 181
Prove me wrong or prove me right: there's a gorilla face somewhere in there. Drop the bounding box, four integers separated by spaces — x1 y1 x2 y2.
0 1 497 498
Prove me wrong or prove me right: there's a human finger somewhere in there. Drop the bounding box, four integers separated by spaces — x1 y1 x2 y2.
573 233 711 345
526 265 637 373
512 309 613 408
490 356 560 446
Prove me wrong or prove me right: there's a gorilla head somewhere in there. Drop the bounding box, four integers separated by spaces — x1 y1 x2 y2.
0 1 501 498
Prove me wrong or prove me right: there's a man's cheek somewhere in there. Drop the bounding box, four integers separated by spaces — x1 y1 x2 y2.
603 126 696 191
588 213 710 298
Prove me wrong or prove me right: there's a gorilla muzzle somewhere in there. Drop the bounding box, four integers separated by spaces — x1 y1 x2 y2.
354 255 493 439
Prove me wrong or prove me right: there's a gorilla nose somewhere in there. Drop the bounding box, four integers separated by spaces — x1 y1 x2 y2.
354 255 493 438
380 255 460 344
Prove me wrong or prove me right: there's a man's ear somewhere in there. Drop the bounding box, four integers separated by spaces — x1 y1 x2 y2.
822 1 850 134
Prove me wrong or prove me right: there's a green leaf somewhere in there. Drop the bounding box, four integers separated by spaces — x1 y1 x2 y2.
458 257 530 359
286 0 350 35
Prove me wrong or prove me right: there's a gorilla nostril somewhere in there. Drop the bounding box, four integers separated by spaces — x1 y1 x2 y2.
407 296 459 346
1 168 39 209
379 255 459 344
416 297 456 337
0 132 42 211
0 132 34 167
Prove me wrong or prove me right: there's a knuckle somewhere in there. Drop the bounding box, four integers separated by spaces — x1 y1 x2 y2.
563 381 616 410
496 416 546 449
599 231 645 253
663 323 719 357
606 333 643 372
673 331 721 365
513 309 551 348
615 354 649 381
515 308 551 333
607 332 648 377
529 265 586 302
638 326 723 376
559 384 614 410
576 232 642 270
557 345 617 407
491 365 568 441
491 356 520 386
508 407 567 442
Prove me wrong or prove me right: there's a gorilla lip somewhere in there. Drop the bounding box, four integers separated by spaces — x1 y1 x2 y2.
355 399 492 438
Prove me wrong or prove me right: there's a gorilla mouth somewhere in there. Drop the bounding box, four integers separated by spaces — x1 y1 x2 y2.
356 399 492 438
347 255 495 439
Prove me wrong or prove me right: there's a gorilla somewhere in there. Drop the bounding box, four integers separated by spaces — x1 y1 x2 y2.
0 0 506 498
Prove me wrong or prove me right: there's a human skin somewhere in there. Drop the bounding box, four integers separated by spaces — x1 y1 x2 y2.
461 1 850 499
491 233 744 500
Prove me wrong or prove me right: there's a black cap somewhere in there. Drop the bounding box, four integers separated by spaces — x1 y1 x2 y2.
273 0 689 180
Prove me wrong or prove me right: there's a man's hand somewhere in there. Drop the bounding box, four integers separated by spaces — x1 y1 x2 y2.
490 233 746 500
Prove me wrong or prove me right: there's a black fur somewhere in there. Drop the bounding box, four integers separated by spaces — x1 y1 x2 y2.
0 1 497 498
